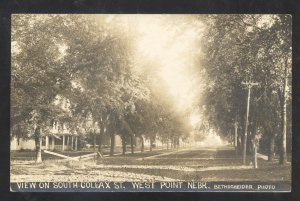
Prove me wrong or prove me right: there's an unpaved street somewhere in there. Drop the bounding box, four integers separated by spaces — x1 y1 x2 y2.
11 146 291 182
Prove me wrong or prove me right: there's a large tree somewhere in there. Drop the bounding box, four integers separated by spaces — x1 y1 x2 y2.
11 14 81 162
199 14 292 164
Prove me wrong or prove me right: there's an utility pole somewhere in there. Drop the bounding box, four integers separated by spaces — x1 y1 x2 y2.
242 81 259 165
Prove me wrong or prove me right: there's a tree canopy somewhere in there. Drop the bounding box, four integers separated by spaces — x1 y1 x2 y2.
11 14 291 164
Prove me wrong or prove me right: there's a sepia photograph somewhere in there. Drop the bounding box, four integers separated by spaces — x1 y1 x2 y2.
10 14 292 192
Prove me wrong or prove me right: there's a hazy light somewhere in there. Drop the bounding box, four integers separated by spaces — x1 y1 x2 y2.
196 130 229 147
135 15 203 112
57 43 68 60
190 113 201 127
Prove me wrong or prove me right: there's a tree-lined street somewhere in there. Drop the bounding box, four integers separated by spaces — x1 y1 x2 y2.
11 14 291 184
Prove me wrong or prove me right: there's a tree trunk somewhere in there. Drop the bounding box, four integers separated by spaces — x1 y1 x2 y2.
140 136 144 152
34 126 42 163
98 122 104 155
173 137 176 148
122 135 126 155
110 133 115 156
66 136 69 150
267 125 275 162
150 137 153 152
75 137 78 151
51 136 55 150
237 128 241 153
279 64 288 165
253 142 258 169
98 113 108 156
234 123 238 154
247 133 252 155
130 135 134 154
251 125 258 168
167 139 169 149
239 127 243 154
62 135 65 151
93 131 96 152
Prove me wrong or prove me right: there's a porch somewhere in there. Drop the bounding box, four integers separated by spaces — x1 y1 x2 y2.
42 135 78 151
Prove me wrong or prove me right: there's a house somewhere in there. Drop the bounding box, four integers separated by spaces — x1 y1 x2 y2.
10 121 79 151
11 95 80 151
45 120 79 151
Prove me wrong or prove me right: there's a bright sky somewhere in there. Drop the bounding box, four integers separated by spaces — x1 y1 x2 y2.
132 15 204 119
96 14 206 128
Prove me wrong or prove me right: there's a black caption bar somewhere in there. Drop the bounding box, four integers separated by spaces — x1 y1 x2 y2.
10 181 291 192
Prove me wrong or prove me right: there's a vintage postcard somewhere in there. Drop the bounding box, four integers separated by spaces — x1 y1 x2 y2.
10 14 291 192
